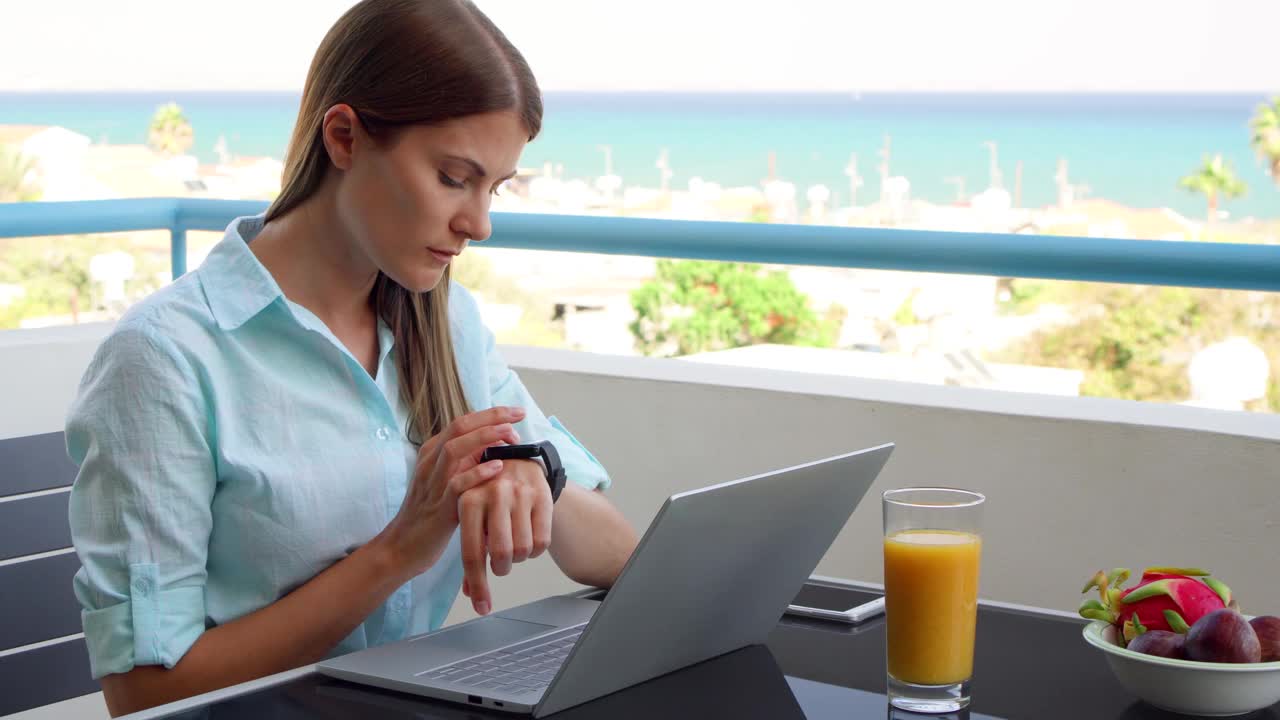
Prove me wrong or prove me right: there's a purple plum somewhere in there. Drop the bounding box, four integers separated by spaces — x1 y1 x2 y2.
1185 609 1261 663
1127 629 1187 659
1248 616 1280 662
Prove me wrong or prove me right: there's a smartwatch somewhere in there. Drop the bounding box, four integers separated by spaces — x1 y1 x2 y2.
479 440 567 502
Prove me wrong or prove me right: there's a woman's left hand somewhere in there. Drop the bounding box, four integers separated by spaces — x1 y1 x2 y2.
459 459 553 612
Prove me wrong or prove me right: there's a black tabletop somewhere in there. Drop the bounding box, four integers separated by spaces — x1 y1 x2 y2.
152 582 1280 720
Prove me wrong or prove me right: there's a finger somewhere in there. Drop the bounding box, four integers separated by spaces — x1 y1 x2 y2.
449 406 526 443
418 427 447 462
529 484 553 560
463 577 470 598
487 490 514 577
447 460 503 507
420 406 523 463
460 490 491 615
510 486 534 565
443 424 520 474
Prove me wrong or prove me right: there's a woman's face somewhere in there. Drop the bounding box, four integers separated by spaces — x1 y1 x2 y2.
333 109 528 293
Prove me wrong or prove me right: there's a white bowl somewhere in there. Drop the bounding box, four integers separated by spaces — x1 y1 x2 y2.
1083 620 1280 716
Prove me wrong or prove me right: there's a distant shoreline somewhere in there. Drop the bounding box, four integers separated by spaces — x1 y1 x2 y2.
4 92 1276 220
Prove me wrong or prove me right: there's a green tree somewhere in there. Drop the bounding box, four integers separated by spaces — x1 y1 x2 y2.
1250 97 1280 185
1178 154 1247 223
892 290 920 326
147 102 194 156
993 281 1280 412
629 259 838 357
0 235 165 329
0 144 40 202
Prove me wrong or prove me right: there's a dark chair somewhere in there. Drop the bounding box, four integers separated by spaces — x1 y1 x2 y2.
0 431 99 716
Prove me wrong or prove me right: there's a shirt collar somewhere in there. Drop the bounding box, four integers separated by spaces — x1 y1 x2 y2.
376 317 396 368
200 215 400 369
199 214 286 330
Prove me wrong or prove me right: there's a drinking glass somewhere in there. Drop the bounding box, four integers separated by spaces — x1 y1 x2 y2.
883 487 985 713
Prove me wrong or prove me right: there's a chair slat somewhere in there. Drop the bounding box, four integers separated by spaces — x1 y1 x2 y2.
0 491 72 561
0 637 98 716
0 432 77 497
0 552 83 651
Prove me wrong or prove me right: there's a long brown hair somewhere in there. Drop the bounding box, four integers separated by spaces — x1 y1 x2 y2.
265 0 542 443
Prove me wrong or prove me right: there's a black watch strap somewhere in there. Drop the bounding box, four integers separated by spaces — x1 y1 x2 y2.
535 440 567 502
479 441 567 502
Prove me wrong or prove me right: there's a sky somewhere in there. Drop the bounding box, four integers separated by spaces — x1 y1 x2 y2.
2 0 1277 93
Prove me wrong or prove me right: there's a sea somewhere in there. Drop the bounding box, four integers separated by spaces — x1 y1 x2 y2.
1 91 1277 220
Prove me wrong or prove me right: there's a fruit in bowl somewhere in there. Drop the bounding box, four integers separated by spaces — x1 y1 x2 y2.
1079 567 1278 664
1251 616 1280 662
1079 567 1235 642
1185 609 1261 664
1125 629 1186 660
1078 567 1280 716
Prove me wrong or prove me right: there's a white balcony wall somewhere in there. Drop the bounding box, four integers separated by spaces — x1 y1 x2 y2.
473 347 1280 624
3 326 1279 646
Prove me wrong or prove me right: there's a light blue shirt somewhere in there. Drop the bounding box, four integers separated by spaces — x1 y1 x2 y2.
66 214 610 679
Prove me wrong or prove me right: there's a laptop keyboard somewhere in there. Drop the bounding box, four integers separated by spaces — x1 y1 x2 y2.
417 625 586 695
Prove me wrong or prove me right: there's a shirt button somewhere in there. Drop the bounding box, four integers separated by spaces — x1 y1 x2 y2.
376 426 391 441
132 578 152 597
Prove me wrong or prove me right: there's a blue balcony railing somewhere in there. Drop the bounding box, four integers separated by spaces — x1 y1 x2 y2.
1 198 1279 291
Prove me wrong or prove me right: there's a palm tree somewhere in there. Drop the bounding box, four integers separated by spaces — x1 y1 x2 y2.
1250 97 1280 185
147 102 194 156
1179 154 1247 223
0 144 40 202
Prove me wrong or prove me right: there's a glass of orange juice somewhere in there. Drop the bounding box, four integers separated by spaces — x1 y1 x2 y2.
883 487 984 713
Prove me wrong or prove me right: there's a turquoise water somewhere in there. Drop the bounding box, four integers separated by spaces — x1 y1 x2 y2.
2 91 1276 219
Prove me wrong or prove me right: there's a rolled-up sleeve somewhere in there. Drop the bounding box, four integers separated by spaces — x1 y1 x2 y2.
65 321 215 679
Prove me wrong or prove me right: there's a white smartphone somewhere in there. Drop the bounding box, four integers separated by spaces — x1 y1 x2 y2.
786 584 885 624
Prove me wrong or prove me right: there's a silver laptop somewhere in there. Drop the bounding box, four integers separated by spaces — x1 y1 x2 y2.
317 444 893 717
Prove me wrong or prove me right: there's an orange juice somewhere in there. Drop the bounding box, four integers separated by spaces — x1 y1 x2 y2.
884 530 982 686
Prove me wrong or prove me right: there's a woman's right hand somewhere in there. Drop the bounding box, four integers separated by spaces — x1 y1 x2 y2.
375 406 526 582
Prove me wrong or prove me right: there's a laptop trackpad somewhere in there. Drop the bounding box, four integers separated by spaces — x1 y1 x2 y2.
412 616 557 657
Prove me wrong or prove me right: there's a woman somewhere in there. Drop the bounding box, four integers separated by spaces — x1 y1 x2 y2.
66 1 638 715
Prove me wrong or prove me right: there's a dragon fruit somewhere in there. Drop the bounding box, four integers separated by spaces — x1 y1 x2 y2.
1079 567 1236 644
